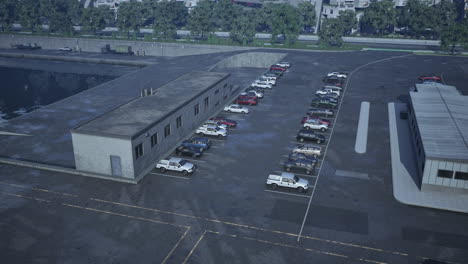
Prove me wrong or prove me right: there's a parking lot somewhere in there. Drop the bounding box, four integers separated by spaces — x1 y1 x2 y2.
2 50 468 264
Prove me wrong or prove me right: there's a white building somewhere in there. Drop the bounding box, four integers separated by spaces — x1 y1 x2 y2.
408 83 468 191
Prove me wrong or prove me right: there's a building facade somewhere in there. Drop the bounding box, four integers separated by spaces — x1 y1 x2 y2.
71 71 231 181
408 83 468 191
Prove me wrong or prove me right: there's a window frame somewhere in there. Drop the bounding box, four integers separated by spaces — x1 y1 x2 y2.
150 133 158 148
135 143 143 160
176 115 182 128
164 124 171 138
437 169 453 179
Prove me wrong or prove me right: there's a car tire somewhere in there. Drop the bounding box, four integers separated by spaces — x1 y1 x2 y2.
183 170 189 176
313 154 318 158
199 147 204 152
242 111 246 114
272 183 278 189
299 138 304 142
317 139 322 144
298 187 305 193
285 167 291 172
320 128 326 132
176 151 181 156
217 134 223 138
306 170 311 175
160 167 166 173
192 154 197 158
305 126 310 130
228 110 232 113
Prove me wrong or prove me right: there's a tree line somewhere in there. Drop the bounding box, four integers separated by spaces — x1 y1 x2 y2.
0 0 466 50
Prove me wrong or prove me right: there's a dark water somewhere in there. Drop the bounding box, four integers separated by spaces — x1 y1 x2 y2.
0 67 114 121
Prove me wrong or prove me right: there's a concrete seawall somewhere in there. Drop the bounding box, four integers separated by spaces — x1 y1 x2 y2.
0 34 256 57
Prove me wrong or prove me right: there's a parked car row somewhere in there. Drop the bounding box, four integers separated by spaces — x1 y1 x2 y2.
266 71 347 193
156 61 292 177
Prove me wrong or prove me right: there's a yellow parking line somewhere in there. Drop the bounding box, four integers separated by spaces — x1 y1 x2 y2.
0 181 77 197
0 191 51 203
182 230 207 264
162 227 191 264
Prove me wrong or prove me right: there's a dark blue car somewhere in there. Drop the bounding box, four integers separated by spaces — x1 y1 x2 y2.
181 137 211 151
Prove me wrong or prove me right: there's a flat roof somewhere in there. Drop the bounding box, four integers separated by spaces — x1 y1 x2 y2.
410 83 468 162
73 71 230 139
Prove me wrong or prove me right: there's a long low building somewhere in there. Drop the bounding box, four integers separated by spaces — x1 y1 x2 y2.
408 83 468 191
71 71 231 181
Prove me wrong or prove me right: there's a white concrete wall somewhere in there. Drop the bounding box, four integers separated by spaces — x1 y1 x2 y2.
72 133 134 178
422 159 468 190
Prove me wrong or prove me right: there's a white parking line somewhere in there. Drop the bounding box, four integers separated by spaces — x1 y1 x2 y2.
264 189 311 198
149 173 190 180
209 138 226 142
210 146 223 149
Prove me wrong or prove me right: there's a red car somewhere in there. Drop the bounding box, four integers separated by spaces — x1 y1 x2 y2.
301 116 332 126
270 65 287 72
210 117 237 127
418 76 442 83
235 96 258 105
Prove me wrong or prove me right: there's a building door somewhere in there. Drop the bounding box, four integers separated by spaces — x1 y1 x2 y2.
110 155 122 177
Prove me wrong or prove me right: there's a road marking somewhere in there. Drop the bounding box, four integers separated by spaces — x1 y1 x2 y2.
296 54 414 242
0 191 51 202
202 152 214 155
210 146 223 149
335 170 369 180
149 173 190 180
0 181 77 197
264 189 311 198
162 227 191 264
183 230 207 264
355 101 370 154
208 138 226 142
62 202 190 229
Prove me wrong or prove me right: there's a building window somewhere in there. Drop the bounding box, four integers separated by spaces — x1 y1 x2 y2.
151 133 158 148
164 124 171 138
204 97 209 108
223 94 228 100
455 171 468 181
176 116 182 128
437 169 453 179
194 104 199 116
135 143 143 159
215 89 219 95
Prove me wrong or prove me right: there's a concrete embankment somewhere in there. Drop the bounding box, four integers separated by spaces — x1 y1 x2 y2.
0 34 256 57
211 51 287 70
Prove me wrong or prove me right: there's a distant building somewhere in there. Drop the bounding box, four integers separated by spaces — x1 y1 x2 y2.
408 83 468 191
71 72 231 181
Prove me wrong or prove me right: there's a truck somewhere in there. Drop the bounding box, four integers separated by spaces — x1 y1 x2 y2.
266 172 310 193
101 44 134 55
155 157 196 175
196 125 227 138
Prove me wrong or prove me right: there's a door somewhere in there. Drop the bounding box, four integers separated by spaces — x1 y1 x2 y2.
110 155 123 177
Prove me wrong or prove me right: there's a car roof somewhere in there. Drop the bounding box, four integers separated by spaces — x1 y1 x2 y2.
281 172 295 179
169 157 182 162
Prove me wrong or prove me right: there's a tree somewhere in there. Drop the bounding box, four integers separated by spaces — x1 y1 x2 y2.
255 3 276 32
319 18 344 47
188 0 215 39
38 0 82 35
230 12 256 45
18 0 41 32
81 6 113 34
441 22 468 53
431 0 457 38
0 0 16 32
153 1 188 40
338 10 357 36
213 0 241 31
359 0 396 35
298 1 316 33
269 4 302 45
117 0 145 38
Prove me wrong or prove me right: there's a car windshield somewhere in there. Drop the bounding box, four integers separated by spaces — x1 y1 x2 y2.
179 160 186 166
294 176 300 182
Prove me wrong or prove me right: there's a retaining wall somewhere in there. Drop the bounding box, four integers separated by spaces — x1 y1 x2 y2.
0 34 256 57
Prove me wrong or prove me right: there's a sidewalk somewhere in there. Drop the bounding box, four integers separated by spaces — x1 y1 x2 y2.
388 102 468 213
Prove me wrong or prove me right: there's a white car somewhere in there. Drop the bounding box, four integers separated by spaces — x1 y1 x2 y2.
256 77 276 86
276 61 291 68
251 81 272 89
196 125 227 137
292 144 322 157
327 72 348 78
316 89 340 97
156 157 196 175
224 104 249 114
59 47 72 51
241 90 264 98
303 120 328 132
202 120 228 129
